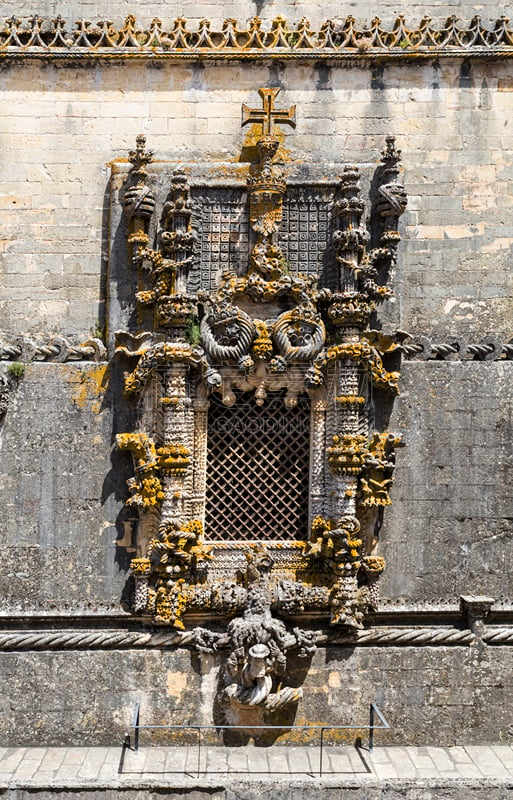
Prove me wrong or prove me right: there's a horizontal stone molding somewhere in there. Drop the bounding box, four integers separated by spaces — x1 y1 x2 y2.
0 336 106 363
483 628 513 644
326 628 475 646
400 337 513 361
0 630 154 650
2 336 511 363
0 626 487 650
2 15 513 62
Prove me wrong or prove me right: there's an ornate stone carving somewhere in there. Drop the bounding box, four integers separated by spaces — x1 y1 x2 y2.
123 134 155 267
0 336 106 363
0 373 10 419
5 15 513 61
132 166 199 337
200 299 256 366
273 306 325 362
116 433 164 510
222 547 315 711
122 341 203 395
114 89 407 717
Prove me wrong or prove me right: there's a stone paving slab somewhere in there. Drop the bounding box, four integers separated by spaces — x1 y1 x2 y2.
1 745 513 789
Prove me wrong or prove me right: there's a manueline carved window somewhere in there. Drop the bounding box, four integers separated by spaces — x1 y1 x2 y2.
116 88 406 681
205 390 310 541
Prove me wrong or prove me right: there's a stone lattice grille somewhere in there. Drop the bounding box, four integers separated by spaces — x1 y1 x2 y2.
189 189 250 292
278 189 335 286
187 187 336 292
205 390 310 541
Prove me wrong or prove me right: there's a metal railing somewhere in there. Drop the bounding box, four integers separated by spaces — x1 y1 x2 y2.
121 701 390 777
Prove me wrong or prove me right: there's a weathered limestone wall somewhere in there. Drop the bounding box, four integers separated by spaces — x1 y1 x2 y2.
0 2 512 747
381 362 513 604
0 362 126 614
1 643 512 746
1 59 512 341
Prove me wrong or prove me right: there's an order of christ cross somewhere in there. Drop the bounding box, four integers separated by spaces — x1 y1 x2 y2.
241 87 296 137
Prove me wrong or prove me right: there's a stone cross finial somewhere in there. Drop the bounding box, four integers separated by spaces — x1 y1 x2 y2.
242 87 296 137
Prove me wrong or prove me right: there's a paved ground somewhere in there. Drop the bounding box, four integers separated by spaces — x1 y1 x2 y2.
1 744 513 787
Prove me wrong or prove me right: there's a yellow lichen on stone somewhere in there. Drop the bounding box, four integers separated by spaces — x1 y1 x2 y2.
70 364 107 412
157 443 191 475
117 432 165 509
240 122 292 163
130 557 151 576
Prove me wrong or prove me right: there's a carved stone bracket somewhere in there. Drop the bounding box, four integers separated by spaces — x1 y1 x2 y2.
460 595 495 639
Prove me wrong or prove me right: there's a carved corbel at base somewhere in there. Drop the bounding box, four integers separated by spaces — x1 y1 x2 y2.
460 595 494 641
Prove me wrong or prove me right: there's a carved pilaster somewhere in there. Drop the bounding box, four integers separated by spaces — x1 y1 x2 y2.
309 396 328 521
191 396 209 523
137 167 198 338
377 136 408 249
158 364 194 526
461 595 494 640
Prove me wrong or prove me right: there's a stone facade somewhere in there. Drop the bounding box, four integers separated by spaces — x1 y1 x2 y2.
0 0 512 747
1 57 513 341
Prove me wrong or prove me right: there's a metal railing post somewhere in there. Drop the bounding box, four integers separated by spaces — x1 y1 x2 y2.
133 703 140 754
197 726 201 778
319 727 324 777
369 702 374 753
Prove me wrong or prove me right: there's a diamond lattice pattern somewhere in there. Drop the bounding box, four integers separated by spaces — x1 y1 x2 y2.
205 390 310 541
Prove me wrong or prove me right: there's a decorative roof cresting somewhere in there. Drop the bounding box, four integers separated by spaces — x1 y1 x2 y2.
1 14 513 60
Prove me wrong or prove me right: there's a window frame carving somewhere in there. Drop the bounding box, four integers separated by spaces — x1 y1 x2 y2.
114 89 406 716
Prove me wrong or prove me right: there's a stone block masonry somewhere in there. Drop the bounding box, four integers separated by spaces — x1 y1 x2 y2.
0 643 513 746
4 743 513 797
1 58 513 341
0 1 512 748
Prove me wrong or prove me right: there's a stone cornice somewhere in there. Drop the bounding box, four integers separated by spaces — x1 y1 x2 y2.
2 14 513 62
0 336 106 362
2 336 512 363
4 625 513 649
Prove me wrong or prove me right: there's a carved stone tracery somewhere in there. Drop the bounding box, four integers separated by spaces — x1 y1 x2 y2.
116 87 406 717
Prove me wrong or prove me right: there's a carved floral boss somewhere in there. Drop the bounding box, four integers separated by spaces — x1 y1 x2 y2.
116 89 406 712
